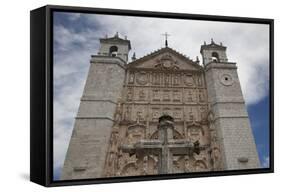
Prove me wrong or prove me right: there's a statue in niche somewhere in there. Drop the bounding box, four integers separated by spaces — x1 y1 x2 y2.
198 75 203 86
127 132 134 144
136 111 143 123
173 110 181 120
164 74 170 86
110 130 119 147
208 112 215 131
163 91 170 101
153 110 160 120
189 110 194 121
173 74 180 85
184 156 191 172
189 127 200 142
124 106 131 121
128 72 134 83
152 90 160 101
139 90 146 101
173 91 181 101
108 152 115 166
153 73 161 85
187 91 193 102
114 99 122 124
211 147 221 170
127 88 133 101
198 90 205 102
200 106 207 121
173 160 182 173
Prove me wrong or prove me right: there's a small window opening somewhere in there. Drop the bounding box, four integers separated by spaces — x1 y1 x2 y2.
211 52 219 62
109 46 118 57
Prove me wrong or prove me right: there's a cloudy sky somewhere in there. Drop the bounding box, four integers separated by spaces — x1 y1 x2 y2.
53 11 270 180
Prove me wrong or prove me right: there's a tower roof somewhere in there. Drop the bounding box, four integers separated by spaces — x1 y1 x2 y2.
100 32 131 50
200 39 226 53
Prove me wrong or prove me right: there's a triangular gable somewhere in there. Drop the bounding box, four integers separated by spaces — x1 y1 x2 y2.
127 47 203 71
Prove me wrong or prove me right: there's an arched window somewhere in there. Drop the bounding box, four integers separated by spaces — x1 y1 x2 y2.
109 46 118 57
211 52 219 62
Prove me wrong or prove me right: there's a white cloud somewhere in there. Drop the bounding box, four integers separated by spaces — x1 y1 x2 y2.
53 12 270 178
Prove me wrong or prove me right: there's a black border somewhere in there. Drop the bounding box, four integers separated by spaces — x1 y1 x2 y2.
30 4 274 187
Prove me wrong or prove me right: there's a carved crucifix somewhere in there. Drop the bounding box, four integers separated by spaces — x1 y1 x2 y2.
121 115 203 174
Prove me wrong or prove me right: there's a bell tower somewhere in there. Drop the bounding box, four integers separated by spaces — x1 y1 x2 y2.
98 32 131 62
201 39 260 170
61 33 131 180
200 38 228 65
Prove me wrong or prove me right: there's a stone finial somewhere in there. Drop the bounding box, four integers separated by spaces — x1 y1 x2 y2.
196 56 200 63
220 42 223 46
132 52 136 61
115 32 119 38
204 41 206 45
211 38 214 44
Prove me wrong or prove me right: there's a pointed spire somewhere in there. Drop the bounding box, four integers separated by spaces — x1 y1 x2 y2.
132 52 136 61
196 56 200 63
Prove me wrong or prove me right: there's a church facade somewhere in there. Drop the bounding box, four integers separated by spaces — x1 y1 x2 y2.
61 33 260 180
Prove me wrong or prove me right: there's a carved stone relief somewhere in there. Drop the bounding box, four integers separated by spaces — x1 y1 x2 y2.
138 89 146 101
127 87 133 101
152 108 161 120
128 72 135 84
173 90 181 102
198 75 203 87
155 54 179 70
183 74 194 86
186 90 194 102
136 71 149 85
163 90 171 101
152 89 161 101
173 108 182 120
152 72 161 85
198 90 205 102
187 124 204 143
194 160 208 172
164 73 170 86
173 74 181 86
123 105 132 121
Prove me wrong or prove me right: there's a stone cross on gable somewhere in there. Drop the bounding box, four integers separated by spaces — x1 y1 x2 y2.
162 32 170 47
121 115 204 174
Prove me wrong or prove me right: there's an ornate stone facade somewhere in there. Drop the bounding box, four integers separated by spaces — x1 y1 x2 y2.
61 35 260 180
102 48 218 177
